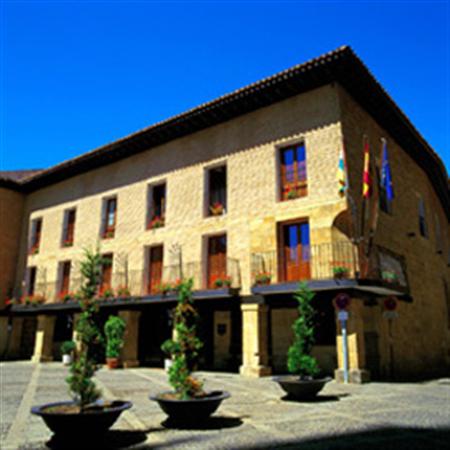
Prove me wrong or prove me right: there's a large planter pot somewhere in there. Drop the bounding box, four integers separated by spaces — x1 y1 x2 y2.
31 400 132 440
106 357 119 369
274 376 331 400
150 391 230 422
62 354 72 366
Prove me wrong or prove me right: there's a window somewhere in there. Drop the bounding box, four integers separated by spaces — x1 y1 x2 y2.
278 220 310 282
62 209 76 247
147 183 166 229
206 234 227 288
26 267 37 296
206 165 227 216
418 197 428 238
279 143 307 201
102 197 117 239
100 253 113 293
58 261 71 297
29 218 42 255
147 245 163 294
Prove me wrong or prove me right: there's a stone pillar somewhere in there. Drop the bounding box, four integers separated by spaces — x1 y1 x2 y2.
335 300 370 383
119 310 141 368
8 317 24 359
0 316 9 356
239 301 272 377
32 315 56 362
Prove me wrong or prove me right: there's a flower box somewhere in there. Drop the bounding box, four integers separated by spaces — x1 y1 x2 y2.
213 276 232 289
148 216 165 230
255 272 272 285
332 266 350 279
209 202 225 216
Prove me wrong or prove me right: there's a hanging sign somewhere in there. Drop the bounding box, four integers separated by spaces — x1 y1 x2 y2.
334 293 351 310
383 296 398 319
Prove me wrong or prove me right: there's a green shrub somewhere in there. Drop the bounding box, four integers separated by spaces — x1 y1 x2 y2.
287 282 320 378
60 340 76 355
161 278 204 399
66 247 105 410
104 315 126 358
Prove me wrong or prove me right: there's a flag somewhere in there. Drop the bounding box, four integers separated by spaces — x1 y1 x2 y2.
337 145 348 197
362 140 371 198
381 139 394 201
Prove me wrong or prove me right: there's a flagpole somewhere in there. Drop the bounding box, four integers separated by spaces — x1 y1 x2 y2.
366 138 386 261
341 138 360 277
359 135 369 277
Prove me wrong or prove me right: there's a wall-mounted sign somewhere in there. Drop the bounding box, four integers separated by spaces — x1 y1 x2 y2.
334 293 351 310
383 310 399 320
384 296 398 311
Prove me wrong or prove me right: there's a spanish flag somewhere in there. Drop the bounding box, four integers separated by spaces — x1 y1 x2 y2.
362 140 371 198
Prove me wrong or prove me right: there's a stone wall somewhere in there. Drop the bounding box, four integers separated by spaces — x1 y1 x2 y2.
0 187 25 306
338 86 450 378
15 84 346 300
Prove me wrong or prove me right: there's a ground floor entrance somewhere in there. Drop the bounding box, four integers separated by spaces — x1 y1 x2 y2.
137 299 242 372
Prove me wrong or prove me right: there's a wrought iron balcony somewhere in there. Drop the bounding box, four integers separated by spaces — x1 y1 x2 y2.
251 241 408 291
10 258 242 308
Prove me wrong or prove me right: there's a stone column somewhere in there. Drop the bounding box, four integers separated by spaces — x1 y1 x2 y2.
8 317 24 359
239 301 272 377
335 299 370 383
119 310 141 368
32 315 56 362
0 316 9 356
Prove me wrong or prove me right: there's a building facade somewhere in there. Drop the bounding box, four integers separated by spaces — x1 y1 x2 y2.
1 47 449 381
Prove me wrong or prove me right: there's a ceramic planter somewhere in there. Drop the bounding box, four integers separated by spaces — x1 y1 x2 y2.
274 376 331 400
62 354 72 366
106 357 119 369
150 391 230 422
31 400 132 441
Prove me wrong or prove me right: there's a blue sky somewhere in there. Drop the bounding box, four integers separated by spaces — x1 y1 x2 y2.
1 1 449 172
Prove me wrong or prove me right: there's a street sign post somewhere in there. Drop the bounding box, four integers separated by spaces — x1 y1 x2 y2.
334 293 351 384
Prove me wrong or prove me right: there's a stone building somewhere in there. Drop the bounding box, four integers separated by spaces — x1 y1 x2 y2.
1 46 449 381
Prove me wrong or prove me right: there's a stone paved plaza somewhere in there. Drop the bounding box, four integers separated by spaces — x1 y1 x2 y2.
1 361 449 449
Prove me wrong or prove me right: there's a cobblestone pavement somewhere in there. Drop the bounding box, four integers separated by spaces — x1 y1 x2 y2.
1 361 449 449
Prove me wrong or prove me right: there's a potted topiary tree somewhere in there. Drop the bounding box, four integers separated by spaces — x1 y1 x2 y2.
274 282 330 400
31 248 132 443
150 278 230 422
104 315 126 369
60 340 76 366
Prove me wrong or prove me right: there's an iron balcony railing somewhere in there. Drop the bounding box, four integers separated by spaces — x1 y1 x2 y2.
13 258 241 303
251 241 407 288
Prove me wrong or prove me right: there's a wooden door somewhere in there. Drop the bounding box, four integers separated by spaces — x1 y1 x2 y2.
148 246 163 294
280 222 310 282
101 254 113 291
207 235 227 288
60 262 71 294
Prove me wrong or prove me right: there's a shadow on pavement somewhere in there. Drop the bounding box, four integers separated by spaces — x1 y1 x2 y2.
280 393 349 403
247 426 450 450
46 430 148 449
161 415 244 430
